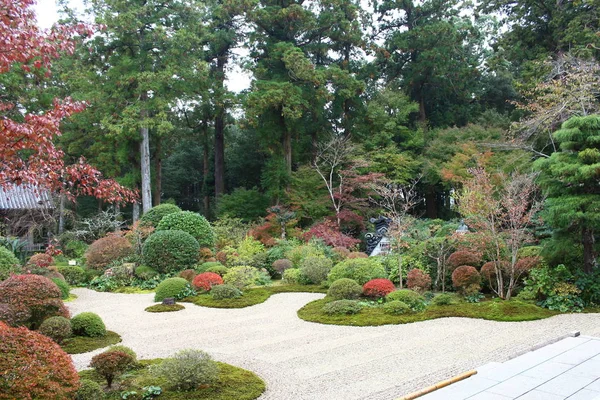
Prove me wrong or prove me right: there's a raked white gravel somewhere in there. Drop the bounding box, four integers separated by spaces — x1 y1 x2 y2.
68 288 600 400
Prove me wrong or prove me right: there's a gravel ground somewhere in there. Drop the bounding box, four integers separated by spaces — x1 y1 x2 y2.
68 288 600 400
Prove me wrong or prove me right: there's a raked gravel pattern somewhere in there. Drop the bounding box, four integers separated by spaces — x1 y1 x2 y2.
68 288 600 400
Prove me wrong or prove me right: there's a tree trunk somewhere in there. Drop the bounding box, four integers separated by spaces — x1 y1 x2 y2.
283 129 292 175
140 124 152 214
153 138 162 206
214 55 227 199
58 194 65 235
132 202 140 223
203 131 210 215
582 226 597 274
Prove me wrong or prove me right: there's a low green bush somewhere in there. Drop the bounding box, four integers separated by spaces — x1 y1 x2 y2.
205 265 229 277
195 261 225 273
57 266 86 285
38 316 72 343
0 246 21 281
71 312 106 337
322 299 362 315
327 258 387 286
282 268 305 284
223 266 260 289
383 300 411 315
432 293 460 306
75 379 103 400
154 277 195 302
51 278 70 300
211 284 242 300
150 349 219 391
327 278 362 300
145 304 186 313
135 265 158 280
386 290 426 312
64 240 89 260
300 256 333 285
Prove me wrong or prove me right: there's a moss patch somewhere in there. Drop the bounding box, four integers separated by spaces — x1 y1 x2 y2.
112 287 155 294
61 331 121 354
297 297 559 326
186 284 326 309
64 293 78 302
145 304 185 313
79 360 265 400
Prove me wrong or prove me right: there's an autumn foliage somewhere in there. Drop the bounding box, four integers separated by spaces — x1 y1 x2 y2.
192 272 224 291
362 278 396 298
0 321 79 399
303 220 361 248
26 253 54 269
447 251 481 269
451 266 482 295
406 269 432 292
90 350 134 388
85 235 133 270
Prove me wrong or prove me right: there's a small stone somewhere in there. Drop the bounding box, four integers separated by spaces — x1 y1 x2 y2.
162 297 175 305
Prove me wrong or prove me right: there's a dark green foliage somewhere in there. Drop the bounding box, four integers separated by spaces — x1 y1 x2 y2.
300 256 333 285
63 240 89 259
383 300 411 315
211 284 242 300
327 278 362 300
76 379 103 400
154 278 194 302
432 293 460 306
217 188 269 222
327 258 387 285
386 290 426 312
135 265 159 280
156 211 215 249
57 266 87 285
142 230 200 274
38 316 72 344
140 204 182 228
322 299 362 315
522 264 585 312
51 278 70 300
71 312 106 338
0 246 21 281
145 303 186 313
205 265 228 277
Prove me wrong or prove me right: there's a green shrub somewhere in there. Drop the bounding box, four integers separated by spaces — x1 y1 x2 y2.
90 350 134 388
386 290 425 312
283 268 305 284
142 230 200 274
64 240 88 259
223 266 260 289
50 278 70 300
71 312 106 337
75 379 103 400
205 265 228 276
231 236 265 265
383 300 411 315
57 266 86 285
286 244 325 267
134 265 158 280
140 203 182 228
107 345 137 362
150 349 219 391
38 316 72 344
210 284 242 300
272 259 293 275
85 236 133 271
156 211 215 249
327 278 362 300
217 187 269 222
195 261 225 273
432 293 460 306
0 246 21 281
322 299 362 315
327 258 387 286
300 256 333 285
154 277 194 302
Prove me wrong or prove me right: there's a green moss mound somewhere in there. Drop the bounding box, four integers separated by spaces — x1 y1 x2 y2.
145 304 185 313
61 331 122 354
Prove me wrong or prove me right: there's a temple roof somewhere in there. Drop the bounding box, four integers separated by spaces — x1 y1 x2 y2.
0 185 54 210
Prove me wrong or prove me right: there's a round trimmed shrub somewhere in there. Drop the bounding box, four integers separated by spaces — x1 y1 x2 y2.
71 312 106 337
362 278 396 298
327 258 387 286
0 246 20 281
285 244 324 267
322 299 362 315
300 256 333 284
383 300 411 315
205 264 228 276
0 322 79 398
195 261 225 272
447 251 481 270
283 268 305 284
107 345 137 362
432 293 460 306
26 253 53 269
0 274 69 329
90 350 134 388
38 316 71 344
57 266 86 285
481 261 499 284
140 203 182 228
407 269 432 292
51 278 70 299
272 258 293 275
386 290 425 312
154 277 191 302
151 349 219 391
211 284 242 300
142 230 200 274
76 379 103 400
327 278 362 300
156 211 215 249
193 272 224 291
223 265 260 289
135 265 158 280
85 236 133 271
452 265 482 295
179 269 197 282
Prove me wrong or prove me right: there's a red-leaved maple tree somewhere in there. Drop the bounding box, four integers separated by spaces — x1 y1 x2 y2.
0 0 136 203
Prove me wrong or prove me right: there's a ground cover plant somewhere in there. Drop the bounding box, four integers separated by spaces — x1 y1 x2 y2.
145 304 186 312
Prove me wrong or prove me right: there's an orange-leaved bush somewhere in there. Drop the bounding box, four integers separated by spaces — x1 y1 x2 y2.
85 235 133 270
179 269 197 282
90 350 134 388
451 266 481 295
447 251 481 269
0 274 69 329
0 321 79 399
26 253 53 269
362 278 396 298
406 269 432 292
193 272 224 291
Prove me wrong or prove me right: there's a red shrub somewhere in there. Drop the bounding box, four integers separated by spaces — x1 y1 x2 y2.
85 235 133 270
179 269 197 282
348 252 368 259
515 257 540 274
480 261 498 284
199 247 213 261
0 274 69 329
216 251 228 265
26 253 54 269
192 272 224 291
406 269 432 292
0 321 79 399
451 266 481 294
362 278 396 298
447 251 481 269
90 350 134 388
302 220 361 248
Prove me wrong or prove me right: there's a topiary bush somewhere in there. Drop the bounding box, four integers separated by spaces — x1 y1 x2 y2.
406 269 432 292
135 265 158 280
85 235 133 271
223 266 260 289
71 312 106 337
150 349 219 391
0 274 69 329
272 258 293 275
432 293 460 306
322 299 362 315
179 269 197 282
452 265 482 295
383 300 411 315
0 322 79 399
154 277 194 302
107 345 137 363
300 256 333 285
38 315 71 344
76 379 103 400
362 278 396 298
57 266 86 285
327 278 362 300
327 258 387 286
283 268 305 284
51 278 70 299
140 203 182 228
156 211 215 249
205 264 228 277
26 253 53 269
447 251 481 270
90 350 135 388
0 246 21 281
142 230 200 274
192 272 224 291
211 284 242 300
386 290 425 312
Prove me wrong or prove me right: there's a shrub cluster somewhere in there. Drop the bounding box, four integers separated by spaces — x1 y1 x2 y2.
272 259 293 275
327 258 387 285
140 203 182 228
193 272 224 291
223 265 260 289
447 251 481 269
383 300 411 315
0 246 20 281
57 266 86 285
154 277 193 302
432 293 459 306
38 316 72 344
151 349 219 391
347 252 368 259
205 264 228 276
71 312 106 337
107 345 138 362
76 379 103 400
26 253 53 269
143 230 200 273
156 211 215 249
211 284 242 300
322 299 363 315
406 269 432 292
85 235 133 271
327 278 362 300
283 268 305 284
300 256 333 284
0 322 79 399
51 278 70 299
179 269 197 282
452 266 482 295
135 265 158 280
90 350 135 388
362 278 396 298
386 290 425 312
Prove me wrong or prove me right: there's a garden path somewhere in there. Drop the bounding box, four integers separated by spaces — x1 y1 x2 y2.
68 289 600 400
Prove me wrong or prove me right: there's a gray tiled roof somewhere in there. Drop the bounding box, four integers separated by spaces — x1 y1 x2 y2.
0 185 54 210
